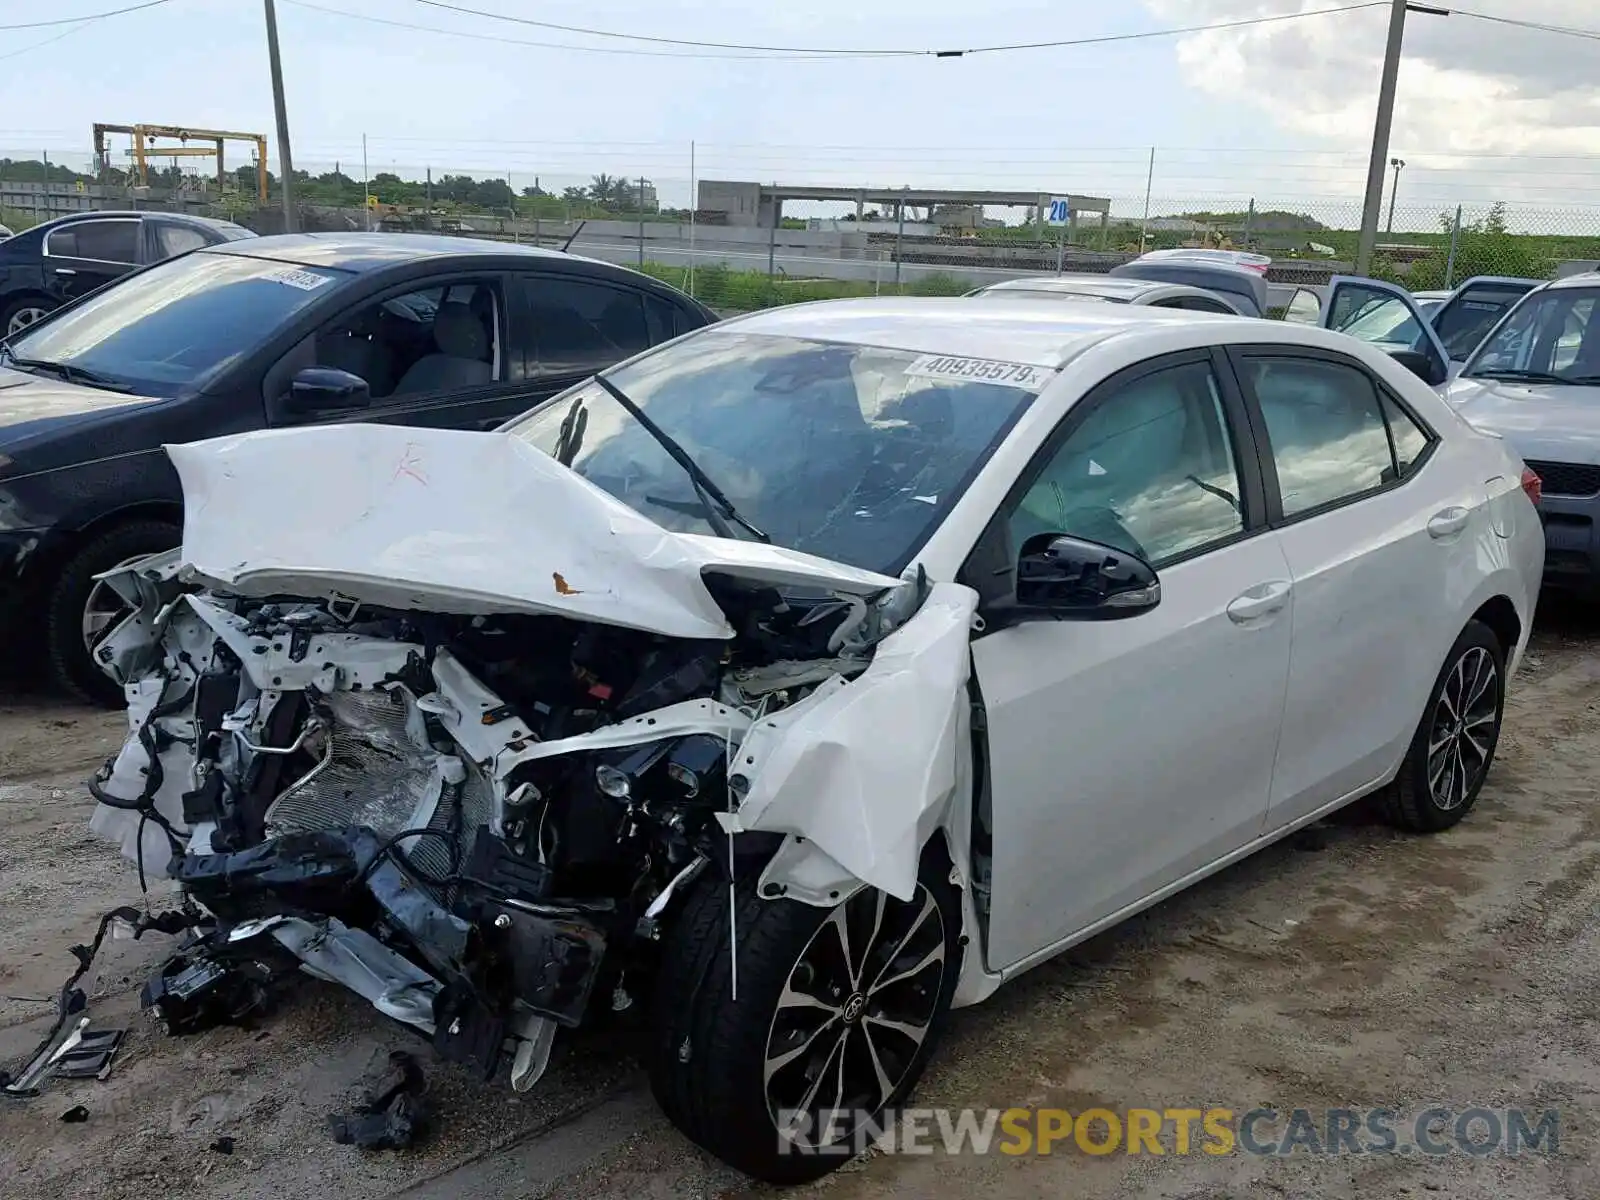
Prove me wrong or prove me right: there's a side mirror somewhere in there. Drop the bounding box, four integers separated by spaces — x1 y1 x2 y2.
1014 533 1160 619
1388 349 1445 387
285 367 371 416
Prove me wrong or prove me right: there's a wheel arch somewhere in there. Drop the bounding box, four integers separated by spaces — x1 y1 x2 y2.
1470 593 1522 659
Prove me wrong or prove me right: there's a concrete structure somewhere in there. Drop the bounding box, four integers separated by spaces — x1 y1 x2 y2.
0 180 218 224
697 179 1113 236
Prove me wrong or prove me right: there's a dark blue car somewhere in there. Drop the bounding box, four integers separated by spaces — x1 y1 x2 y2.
0 232 717 702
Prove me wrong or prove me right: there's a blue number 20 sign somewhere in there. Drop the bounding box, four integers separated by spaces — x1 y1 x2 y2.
1046 197 1072 225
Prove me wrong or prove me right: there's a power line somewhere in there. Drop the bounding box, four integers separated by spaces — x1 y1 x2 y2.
405 0 1389 57
1451 7 1600 41
0 0 171 31
282 1 912 59
0 20 93 60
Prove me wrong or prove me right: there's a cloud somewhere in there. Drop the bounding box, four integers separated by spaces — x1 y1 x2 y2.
1142 1 1600 164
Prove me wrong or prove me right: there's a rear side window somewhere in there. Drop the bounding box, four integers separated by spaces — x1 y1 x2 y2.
154 223 210 258
1243 356 1406 518
523 276 652 374
46 219 139 264
1382 393 1430 474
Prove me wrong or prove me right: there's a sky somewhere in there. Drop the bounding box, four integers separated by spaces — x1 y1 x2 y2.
1 0 1598 226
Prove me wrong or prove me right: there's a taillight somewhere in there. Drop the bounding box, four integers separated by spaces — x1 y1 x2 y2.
1521 466 1542 506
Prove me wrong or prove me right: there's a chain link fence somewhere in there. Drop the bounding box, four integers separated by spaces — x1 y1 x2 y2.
6 150 1600 315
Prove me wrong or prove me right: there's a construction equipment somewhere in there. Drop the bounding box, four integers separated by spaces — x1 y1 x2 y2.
92 124 270 205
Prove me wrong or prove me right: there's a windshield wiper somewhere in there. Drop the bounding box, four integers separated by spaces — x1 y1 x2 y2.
0 346 132 393
591 374 769 543
1468 368 1574 385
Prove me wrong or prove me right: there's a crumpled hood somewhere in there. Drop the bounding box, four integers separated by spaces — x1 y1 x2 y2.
166 423 904 639
1443 376 1600 465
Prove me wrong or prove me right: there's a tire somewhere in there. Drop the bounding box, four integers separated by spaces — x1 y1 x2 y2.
2 294 54 338
649 848 963 1184
45 519 180 707
1381 619 1505 833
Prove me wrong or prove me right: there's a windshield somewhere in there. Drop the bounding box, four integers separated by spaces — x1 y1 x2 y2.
1465 287 1600 383
503 331 1043 575
4 251 349 397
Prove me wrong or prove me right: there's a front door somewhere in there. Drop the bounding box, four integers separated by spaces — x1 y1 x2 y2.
965 352 1295 970
1320 275 1450 385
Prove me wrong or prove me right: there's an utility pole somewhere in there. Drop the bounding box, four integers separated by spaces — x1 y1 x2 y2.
262 0 297 233
1386 157 1405 234
1355 0 1446 275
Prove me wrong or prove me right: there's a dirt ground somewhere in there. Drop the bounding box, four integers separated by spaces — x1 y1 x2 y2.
2 603 1599 1200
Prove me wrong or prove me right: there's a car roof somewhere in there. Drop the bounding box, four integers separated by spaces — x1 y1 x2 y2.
1546 271 1600 291
713 296 1236 369
977 275 1176 301
205 231 584 273
30 209 234 230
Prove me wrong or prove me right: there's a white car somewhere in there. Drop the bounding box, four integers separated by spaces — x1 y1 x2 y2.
85 299 1542 1183
967 273 1243 314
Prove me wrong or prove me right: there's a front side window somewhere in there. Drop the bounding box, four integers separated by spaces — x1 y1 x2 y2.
1330 288 1423 351
504 332 1040 574
523 276 653 375
1467 288 1600 382
46 219 139 264
6 251 349 397
1008 360 1244 566
313 280 501 399
1244 357 1403 517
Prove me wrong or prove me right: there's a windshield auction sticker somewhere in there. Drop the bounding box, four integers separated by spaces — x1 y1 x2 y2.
263 267 334 291
903 354 1050 391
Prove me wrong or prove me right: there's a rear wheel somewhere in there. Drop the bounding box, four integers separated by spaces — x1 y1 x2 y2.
1382 619 1505 833
650 851 962 1184
45 519 180 707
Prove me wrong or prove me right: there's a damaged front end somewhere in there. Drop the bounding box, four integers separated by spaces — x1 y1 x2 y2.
87 542 933 1090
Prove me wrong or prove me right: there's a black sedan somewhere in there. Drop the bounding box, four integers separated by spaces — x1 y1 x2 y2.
0 209 256 336
0 232 718 702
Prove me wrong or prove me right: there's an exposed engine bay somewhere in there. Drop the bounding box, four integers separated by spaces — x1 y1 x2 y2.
78 424 979 1095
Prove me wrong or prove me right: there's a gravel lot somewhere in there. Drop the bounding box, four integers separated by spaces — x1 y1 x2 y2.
2 603 1598 1200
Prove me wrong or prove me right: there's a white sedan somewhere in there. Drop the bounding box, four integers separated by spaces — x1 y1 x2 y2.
87 299 1542 1183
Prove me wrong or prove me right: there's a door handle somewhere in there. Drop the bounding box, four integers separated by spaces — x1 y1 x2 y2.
1427 507 1470 539
1227 580 1292 623
53 267 76 276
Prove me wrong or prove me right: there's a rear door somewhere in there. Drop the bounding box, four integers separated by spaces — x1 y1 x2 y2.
40 217 140 306
1225 345 1474 830
1319 276 1450 385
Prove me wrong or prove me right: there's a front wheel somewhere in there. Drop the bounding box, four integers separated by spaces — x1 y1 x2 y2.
45 519 181 707
1382 619 1505 833
650 851 963 1184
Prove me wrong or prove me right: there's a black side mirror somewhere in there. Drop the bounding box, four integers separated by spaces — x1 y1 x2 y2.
285 367 371 416
1014 533 1160 619
1388 349 1445 387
